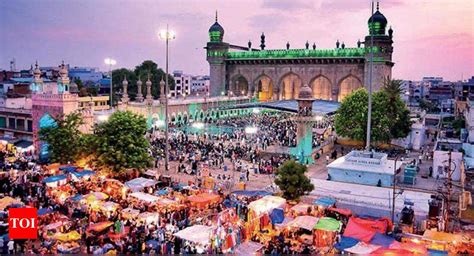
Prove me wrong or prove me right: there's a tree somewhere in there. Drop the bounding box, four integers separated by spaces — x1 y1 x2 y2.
275 160 314 200
39 112 84 164
91 111 152 173
382 78 412 140
334 88 411 145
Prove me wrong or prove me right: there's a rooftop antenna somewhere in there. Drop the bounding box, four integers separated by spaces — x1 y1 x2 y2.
10 58 16 72
366 0 375 151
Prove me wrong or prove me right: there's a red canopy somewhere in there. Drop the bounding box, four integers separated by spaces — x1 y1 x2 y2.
87 221 114 232
343 218 377 242
328 207 352 216
370 248 414 256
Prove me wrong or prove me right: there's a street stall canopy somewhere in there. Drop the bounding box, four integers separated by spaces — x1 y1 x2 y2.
173 225 214 245
369 247 414 256
43 174 67 183
313 196 336 207
84 192 109 201
53 231 81 242
129 192 160 203
234 241 264 256
291 203 312 215
125 177 158 192
44 221 68 231
422 230 463 243
59 165 78 173
138 212 160 224
0 197 21 210
334 236 360 252
287 216 319 231
98 201 119 212
389 241 428 255
38 208 54 216
231 190 272 197
314 217 341 232
343 217 390 242
275 217 294 229
187 193 221 207
71 170 95 179
344 242 381 254
369 233 397 248
87 221 114 232
122 208 140 218
270 208 285 224
248 196 286 216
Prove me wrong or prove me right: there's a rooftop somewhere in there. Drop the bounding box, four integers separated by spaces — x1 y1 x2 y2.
327 150 400 175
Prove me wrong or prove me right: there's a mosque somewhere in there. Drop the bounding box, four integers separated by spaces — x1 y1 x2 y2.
206 2 394 102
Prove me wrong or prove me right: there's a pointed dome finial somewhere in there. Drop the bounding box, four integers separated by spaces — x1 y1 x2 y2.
376 1 379 11
215 10 218 22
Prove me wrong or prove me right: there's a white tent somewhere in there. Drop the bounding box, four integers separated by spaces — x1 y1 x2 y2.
129 192 160 203
286 216 319 231
173 225 214 245
234 241 264 256
248 196 286 216
138 212 160 224
125 177 158 192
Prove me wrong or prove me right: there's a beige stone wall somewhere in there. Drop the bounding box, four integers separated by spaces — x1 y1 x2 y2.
227 63 366 101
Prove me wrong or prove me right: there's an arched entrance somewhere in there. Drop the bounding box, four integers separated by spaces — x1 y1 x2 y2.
280 73 302 100
311 76 332 100
231 76 249 96
338 75 362 101
254 75 273 102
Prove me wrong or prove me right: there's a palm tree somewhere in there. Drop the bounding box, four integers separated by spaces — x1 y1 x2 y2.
383 76 403 101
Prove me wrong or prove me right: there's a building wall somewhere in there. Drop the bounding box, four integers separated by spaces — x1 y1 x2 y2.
432 150 462 181
328 168 394 187
226 62 366 101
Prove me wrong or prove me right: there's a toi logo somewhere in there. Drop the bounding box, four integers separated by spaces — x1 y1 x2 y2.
8 208 38 239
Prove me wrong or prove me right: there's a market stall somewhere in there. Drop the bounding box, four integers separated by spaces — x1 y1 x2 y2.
43 174 68 188
137 212 160 225
187 193 221 208
248 196 286 217
125 177 158 193
343 217 390 242
290 203 313 216
129 192 160 204
121 208 140 219
233 241 264 256
313 217 341 248
174 225 214 245
0 196 21 210
287 216 319 231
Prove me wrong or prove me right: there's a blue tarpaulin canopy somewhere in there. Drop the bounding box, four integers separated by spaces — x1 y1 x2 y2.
38 208 54 216
270 208 285 224
60 166 78 173
313 197 336 207
369 233 395 248
428 249 449 256
43 175 67 183
72 170 95 178
69 194 83 201
155 189 169 196
232 190 272 197
334 236 359 251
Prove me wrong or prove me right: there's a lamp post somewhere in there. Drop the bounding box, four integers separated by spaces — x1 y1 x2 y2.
391 154 404 224
104 58 116 108
159 25 176 172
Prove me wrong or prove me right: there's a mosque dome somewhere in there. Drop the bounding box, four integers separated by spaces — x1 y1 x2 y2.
209 11 224 42
69 81 79 94
368 3 388 35
298 84 314 100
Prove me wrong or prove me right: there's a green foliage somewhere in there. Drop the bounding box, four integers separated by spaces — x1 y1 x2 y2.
111 60 174 103
334 84 412 144
275 160 314 200
39 112 84 164
91 111 152 173
419 99 438 113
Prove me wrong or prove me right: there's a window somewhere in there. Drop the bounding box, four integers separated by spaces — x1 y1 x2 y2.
8 118 15 129
176 80 181 84
27 120 32 132
16 119 25 131
0 117 5 128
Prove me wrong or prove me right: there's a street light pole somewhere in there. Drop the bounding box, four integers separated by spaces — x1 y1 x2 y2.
104 58 116 108
159 25 175 172
391 155 401 224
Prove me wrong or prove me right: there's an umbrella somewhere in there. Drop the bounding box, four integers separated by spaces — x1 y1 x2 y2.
87 221 114 232
38 208 54 216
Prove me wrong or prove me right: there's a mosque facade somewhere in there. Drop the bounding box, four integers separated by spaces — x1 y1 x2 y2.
206 3 394 102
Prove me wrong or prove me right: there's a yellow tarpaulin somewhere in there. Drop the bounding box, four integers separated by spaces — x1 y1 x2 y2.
0 196 21 210
53 231 81 242
423 230 462 243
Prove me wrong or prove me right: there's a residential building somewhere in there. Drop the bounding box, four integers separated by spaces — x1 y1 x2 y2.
191 75 210 94
171 70 192 97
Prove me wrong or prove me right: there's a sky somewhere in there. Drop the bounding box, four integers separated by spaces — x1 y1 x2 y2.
1 0 473 81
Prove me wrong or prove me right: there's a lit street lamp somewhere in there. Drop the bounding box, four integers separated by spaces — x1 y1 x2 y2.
158 25 176 172
104 58 116 108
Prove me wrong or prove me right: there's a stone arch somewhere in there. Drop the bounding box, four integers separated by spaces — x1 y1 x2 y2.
310 75 332 100
183 112 188 124
338 75 363 101
230 75 249 96
39 113 57 129
253 74 273 102
278 72 302 100
171 113 176 124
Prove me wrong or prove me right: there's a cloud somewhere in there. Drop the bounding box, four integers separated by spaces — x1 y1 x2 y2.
261 0 315 11
320 0 404 13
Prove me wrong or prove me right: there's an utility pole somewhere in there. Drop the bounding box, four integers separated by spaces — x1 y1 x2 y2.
445 150 452 232
366 1 375 151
